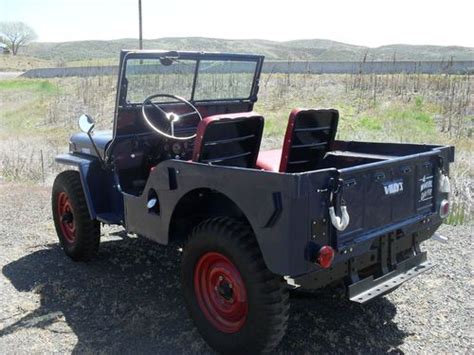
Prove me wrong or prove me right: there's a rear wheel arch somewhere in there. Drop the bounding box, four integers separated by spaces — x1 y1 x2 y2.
168 188 254 245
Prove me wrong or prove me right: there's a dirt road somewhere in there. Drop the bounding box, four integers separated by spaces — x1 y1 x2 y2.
0 183 472 353
0 72 22 80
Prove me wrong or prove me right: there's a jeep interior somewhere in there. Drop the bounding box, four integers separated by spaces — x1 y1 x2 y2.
75 51 441 196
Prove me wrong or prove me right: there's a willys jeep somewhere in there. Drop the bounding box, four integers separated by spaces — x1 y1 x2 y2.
52 50 454 353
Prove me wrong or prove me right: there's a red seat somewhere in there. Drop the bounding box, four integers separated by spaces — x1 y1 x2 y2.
255 149 282 172
193 112 264 168
256 108 339 173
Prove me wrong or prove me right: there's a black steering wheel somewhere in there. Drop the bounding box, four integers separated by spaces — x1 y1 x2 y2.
141 94 202 140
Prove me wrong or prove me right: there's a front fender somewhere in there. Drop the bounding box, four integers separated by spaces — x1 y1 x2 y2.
55 153 123 224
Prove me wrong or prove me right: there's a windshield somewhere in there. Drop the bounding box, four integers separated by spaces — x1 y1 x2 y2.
125 58 196 103
123 55 259 104
194 60 257 101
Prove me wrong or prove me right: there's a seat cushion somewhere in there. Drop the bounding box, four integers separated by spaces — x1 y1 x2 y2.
256 149 282 172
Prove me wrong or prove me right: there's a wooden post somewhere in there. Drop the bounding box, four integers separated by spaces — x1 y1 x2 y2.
40 149 45 183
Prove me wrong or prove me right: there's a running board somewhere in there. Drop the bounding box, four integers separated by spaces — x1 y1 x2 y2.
348 252 434 304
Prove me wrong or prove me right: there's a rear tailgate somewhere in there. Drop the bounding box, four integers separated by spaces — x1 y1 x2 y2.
336 150 441 248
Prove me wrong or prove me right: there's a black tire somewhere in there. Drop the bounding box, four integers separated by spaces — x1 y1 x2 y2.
52 170 100 261
181 217 289 354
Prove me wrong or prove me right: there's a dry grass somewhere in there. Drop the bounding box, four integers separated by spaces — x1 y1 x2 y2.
0 55 55 71
257 72 473 224
0 73 472 223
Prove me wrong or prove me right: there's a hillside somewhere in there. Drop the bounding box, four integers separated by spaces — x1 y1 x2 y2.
19 37 474 63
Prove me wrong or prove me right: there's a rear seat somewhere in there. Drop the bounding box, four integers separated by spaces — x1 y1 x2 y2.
256 108 339 173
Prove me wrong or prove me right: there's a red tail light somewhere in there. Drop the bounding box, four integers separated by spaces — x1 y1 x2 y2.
439 199 450 218
317 245 335 269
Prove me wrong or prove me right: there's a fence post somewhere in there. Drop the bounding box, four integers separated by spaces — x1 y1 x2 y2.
40 149 45 183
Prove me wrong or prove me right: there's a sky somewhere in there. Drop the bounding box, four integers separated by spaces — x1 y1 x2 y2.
1 0 473 47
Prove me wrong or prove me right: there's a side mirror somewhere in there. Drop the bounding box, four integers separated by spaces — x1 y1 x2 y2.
78 114 106 169
79 114 95 134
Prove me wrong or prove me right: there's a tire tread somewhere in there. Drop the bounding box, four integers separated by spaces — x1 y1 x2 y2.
183 217 289 353
52 170 100 261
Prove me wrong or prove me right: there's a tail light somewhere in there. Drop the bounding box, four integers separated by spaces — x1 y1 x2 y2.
439 199 450 218
317 245 335 269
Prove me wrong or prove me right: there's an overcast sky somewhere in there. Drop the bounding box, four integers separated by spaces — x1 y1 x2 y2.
1 0 473 47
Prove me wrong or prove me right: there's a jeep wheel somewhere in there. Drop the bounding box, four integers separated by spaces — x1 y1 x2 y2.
52 170 100 261
181 217 289 353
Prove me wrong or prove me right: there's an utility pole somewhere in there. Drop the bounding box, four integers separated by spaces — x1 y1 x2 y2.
138 0 143 50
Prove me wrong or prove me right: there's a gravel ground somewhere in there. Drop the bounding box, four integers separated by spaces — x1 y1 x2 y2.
0 182 472 353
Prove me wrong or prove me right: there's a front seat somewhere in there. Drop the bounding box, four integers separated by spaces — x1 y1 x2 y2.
192 112 264 168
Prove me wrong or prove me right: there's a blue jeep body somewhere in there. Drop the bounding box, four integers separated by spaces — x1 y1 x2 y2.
56 50 454 302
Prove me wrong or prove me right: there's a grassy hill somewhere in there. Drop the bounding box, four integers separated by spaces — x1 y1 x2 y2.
19 37 474 64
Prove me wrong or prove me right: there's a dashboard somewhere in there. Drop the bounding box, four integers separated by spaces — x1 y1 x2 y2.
161 139 194 160
138 135 195 169
112 132 196 174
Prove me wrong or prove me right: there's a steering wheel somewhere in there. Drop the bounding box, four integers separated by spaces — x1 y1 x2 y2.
141 94 202 140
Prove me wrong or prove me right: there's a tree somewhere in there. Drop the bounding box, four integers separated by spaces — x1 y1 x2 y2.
0 22 37 55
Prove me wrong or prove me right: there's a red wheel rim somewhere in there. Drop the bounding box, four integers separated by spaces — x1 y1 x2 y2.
194 252 248 333
57 191 76 243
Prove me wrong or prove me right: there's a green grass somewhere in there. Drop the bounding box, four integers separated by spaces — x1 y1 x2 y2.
0 79 57 93
257 97 439 146
337 102 438 143
0 79 59 132
445 203 468 226
359 116 382 130
1 101 48 130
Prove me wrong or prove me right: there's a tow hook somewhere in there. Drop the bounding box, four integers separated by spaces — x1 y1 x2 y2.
437 157 451 194
329 205 350 231
439 173 451 194
328 178 350 231
438 167 451 218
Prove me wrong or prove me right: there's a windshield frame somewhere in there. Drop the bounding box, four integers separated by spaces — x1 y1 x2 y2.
117 50 264 106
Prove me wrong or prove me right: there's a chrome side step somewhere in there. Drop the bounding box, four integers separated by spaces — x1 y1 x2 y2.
348 252 435 304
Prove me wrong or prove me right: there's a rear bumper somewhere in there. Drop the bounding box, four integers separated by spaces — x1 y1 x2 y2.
293 218 440 301
348 251 434 303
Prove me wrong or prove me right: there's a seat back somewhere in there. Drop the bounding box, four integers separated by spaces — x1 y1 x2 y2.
280 108 339 173
192 112 264 168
